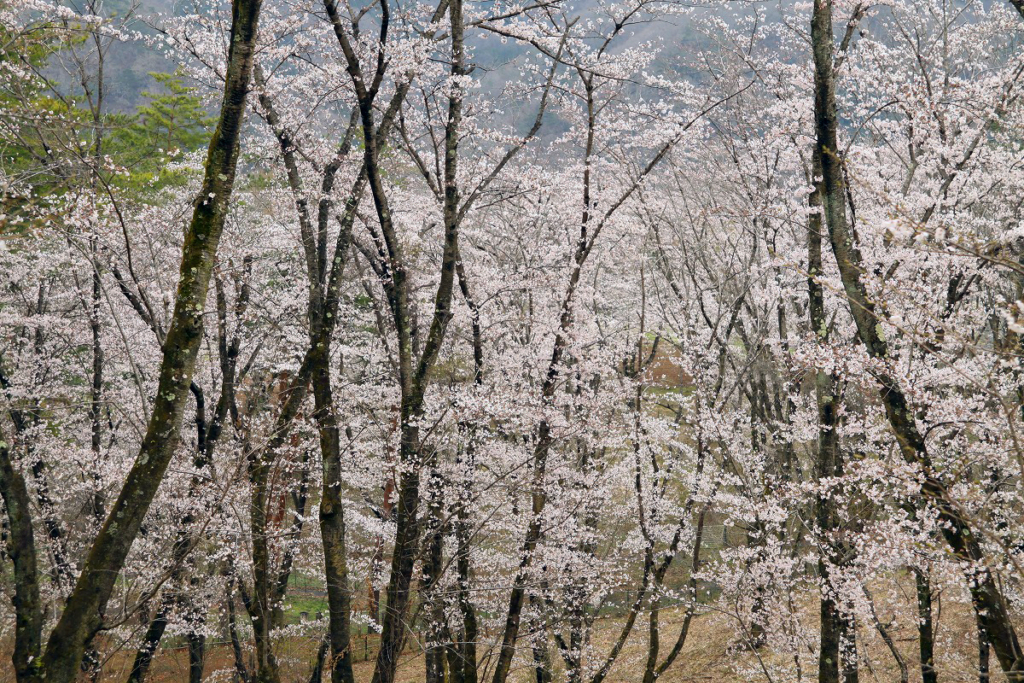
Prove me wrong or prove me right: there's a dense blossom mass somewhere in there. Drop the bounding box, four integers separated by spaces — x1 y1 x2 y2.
1 0 1023 681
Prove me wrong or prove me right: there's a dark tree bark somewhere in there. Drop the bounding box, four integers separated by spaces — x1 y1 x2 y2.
322 2 461 681
808 142 844 683
89 241 105 523
916 569 938 683
530 612 553 683
315 351 356 683
308 636 330 683
982 623 992 683
27 0 264 678
307 170 365 683
453 422 480 683
188 633 206 683
321 3 561 678
418 4 467 672
257 36 385 683
840 615 858 683
0 426 42 683
811 1 1023 679
241 355 320 683
248 447 283 683
1 349 76 596
226 578 252 683
126 581 175 683
422 483 447 683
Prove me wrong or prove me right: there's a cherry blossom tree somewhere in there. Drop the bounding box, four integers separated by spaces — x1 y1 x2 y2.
2 0 1023 682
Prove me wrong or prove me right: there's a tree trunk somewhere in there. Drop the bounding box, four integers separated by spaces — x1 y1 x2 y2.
126 593 174 683
372 427 423 683
982 623 992 683
422 474 447 683
916 569 937 683
455 467 479 683
226 579 252 683
367 0 464 677
818 585 842 683
258 51 366 683
840 615 858 683
315 342 356 683
308 636 330 683
530 613 553 683
248 451 282 683
808 122 843 683
89 238 105 524
31 0 263 676
0 427 43 683
810 1 1023 678
188 633 206 683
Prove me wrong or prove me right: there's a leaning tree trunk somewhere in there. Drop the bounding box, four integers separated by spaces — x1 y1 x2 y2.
126 536 191 683
28 0 263 679
810 1 1023 679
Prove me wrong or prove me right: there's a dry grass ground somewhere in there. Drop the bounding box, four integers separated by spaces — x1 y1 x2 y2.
50 587 989 683
0 578 996 682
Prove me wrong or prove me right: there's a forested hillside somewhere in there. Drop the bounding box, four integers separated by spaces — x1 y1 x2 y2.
1 0 1023 682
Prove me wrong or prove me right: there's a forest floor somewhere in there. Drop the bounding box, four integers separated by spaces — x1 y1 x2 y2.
58 583 989 683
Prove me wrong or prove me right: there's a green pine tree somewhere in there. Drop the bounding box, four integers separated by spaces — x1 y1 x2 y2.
107 70 214 192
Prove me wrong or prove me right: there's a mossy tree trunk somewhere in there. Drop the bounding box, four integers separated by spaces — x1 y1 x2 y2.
811 1 1023 679
15 0 264 679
